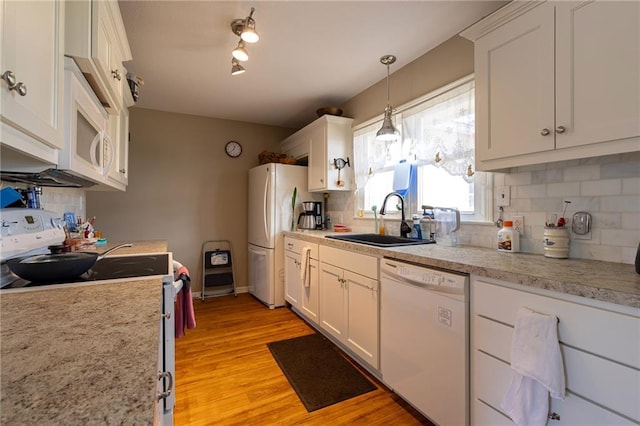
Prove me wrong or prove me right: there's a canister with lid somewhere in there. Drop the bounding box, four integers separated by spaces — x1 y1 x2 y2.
497 220 520 253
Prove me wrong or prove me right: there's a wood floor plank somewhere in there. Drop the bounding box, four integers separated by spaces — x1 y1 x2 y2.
174 293 434 425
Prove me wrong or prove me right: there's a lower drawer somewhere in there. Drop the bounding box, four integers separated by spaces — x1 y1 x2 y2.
473 350 635 425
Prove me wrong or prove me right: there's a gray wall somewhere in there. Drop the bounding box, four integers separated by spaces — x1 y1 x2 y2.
86 108 292 291
342 36 474 127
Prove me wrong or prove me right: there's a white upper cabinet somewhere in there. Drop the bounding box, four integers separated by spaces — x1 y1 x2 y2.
106 79 133 189
0 0 64 162
281 115 354 192
462 1 640 171
65 0 132 114
308 116 354 192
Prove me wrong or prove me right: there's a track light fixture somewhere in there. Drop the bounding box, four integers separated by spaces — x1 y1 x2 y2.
376 54 400 141
230 7 259 75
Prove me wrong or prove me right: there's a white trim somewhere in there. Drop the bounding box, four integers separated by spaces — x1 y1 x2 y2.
459 1 544 42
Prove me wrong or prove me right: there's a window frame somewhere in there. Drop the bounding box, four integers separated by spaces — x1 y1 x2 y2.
352 74 493 223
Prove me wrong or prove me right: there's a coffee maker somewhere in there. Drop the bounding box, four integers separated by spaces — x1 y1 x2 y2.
297 201 323 230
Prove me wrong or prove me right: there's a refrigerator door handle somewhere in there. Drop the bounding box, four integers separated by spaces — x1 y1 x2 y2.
263 170 270 243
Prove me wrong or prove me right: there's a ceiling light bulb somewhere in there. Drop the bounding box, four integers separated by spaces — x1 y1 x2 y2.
231 58 245 75
241 18 259 43
232 41 249 62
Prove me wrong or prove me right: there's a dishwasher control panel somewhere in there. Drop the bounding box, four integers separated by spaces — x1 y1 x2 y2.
382 258 469 296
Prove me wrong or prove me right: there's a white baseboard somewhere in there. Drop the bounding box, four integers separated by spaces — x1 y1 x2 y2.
192 286 249 299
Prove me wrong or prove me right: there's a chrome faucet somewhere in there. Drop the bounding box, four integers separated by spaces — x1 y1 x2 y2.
379 192 412 238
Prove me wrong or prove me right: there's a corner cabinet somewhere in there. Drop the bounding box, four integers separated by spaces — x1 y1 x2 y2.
0 0 65 163
318 245 379 370
281 115 354 192
284 237 320 324
471 276 640 425
461 1 640 171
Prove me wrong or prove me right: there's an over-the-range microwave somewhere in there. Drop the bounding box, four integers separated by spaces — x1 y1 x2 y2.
59 57 114 183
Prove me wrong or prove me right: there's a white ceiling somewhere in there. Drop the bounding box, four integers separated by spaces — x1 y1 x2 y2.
119 1 507 129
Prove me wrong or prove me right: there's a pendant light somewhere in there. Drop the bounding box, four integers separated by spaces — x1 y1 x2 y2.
376 54 400 141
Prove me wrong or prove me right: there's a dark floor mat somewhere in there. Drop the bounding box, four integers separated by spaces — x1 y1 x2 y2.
267 333 377 412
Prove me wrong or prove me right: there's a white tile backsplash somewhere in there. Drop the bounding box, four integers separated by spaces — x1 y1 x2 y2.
343 152 640 264
563 164 600 181
622 177 640 195
0 183 87 221
580 179 621 196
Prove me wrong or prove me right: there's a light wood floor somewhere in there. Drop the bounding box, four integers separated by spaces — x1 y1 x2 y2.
174 293 434 425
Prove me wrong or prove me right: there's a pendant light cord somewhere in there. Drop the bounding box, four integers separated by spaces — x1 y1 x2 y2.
386 63 390 108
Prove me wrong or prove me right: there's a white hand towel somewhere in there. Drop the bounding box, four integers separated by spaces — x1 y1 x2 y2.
300 247 311 287
500 307 565 426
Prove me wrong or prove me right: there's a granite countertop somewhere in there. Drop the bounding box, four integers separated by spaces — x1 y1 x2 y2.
286 231 640 309
79 239 168 255
0 240 168 425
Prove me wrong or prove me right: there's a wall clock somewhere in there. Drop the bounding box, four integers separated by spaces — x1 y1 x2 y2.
225 140 242 158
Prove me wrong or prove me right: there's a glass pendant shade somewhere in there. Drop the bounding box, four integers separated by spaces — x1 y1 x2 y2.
376 106 400 141
232 41 249 62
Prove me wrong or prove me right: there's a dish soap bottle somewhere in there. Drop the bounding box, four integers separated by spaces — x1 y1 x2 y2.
410 215 423 240
497 220 520 253
379 215 386 235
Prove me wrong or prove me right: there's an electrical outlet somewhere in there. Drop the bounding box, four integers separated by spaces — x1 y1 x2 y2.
497 186 510 206
512 215 524 235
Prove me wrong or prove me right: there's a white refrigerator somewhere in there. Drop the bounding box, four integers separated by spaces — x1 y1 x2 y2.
247 163 316 308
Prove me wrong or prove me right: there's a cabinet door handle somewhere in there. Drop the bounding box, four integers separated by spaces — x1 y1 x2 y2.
111 69 122 81
540 128 550 136
119 168 126 174
1 71 27 96
555 126 566 134
548 412 560 421
161 311 171 319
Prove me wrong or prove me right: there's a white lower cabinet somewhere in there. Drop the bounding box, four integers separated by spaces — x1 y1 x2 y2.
471 276 640 425
283 237 319 324
318 245 379 370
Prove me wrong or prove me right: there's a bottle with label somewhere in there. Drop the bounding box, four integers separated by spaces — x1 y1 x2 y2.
497 220 520 253
409 215 423 240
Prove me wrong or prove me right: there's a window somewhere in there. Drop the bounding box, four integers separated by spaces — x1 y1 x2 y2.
354 76 491 222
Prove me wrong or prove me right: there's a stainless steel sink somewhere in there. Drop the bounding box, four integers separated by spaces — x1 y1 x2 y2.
325 233 435 247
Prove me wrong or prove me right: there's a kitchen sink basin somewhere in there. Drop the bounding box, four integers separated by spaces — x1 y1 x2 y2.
325 233 435 247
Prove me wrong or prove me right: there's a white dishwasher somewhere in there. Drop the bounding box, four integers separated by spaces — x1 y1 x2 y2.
380 258 469 426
